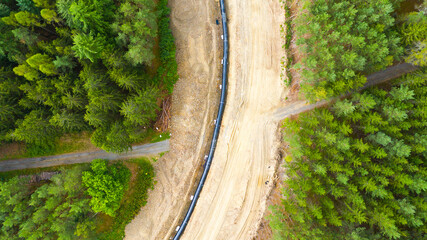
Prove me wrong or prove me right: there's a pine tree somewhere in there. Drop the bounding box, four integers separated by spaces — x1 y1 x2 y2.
71 33 105 62
13 63 39 80
40 9 61 23
26 53 57 75
12 109 59 145
120 87 159 126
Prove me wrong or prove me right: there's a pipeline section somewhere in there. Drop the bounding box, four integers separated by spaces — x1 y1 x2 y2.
172 0 229 239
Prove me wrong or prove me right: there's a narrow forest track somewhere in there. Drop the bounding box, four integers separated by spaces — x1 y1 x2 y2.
273 63 418 121
0 140 170 172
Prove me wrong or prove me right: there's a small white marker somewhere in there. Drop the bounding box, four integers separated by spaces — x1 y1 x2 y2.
219 84 222 89
190 195 194 200
175 226 180 232
204 155 208 160
221 35 224 39
170 133 172 136
221 59 223 64
160 135 162 138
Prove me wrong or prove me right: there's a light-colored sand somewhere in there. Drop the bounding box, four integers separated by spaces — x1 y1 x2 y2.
180 0 286 239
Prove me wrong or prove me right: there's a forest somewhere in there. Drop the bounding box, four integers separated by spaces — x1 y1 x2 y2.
0 0 177 153
291 0 425 101
0 158 155 239
270 70 426 239
270 0 426 239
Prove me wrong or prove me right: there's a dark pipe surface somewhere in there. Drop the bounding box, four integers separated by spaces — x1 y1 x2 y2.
172 0 229 239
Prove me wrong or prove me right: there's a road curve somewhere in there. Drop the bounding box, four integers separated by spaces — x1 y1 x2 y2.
0 140 170 172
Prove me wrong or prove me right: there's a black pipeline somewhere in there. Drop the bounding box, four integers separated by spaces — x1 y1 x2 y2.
172 0 229 238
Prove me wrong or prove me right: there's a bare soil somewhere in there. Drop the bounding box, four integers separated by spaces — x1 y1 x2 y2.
124 0 222 239
179 0 287 239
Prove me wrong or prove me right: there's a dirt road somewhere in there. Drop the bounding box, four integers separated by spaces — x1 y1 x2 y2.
180 0 286 239
0 140 169 172
273 63 418 121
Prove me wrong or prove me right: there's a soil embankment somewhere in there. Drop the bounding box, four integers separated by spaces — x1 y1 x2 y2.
124 0 222 239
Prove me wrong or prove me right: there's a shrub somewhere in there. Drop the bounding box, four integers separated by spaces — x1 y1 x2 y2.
82 159 131 217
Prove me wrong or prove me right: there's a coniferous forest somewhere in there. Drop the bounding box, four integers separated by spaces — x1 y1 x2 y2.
270 70 426 239
0 0 177 153
0 158 155 239
292 0 425 101
271 0 426 239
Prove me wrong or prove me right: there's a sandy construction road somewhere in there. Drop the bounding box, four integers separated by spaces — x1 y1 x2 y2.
180 0 286 239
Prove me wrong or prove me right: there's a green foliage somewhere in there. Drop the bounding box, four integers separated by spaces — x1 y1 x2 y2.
40 8 60 23
90 122 133 153
405 40 427 66
12 110 59 146
50 110 88 132
55 0 74 27
82 159 131 217
69 0 115 34
112 0 157 66
400 4 427 67
271 71 427 239
26 53 57 75
12 27 38 45
0 4 10 18
400 11 427 46
13 63 39 80
0 157 153 239
0 166 97 240
14 11 44 27
157 0 178 93
280 2 293 86
72 33 105 62
293 0 404 101
97 158 154 240
121 87 159 126
52 55 75 72
0 0 177 153
33 0 55 9
16 0 38 14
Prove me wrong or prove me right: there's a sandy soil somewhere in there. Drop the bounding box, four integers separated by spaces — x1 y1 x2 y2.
180 0 286 239
124 0 222 239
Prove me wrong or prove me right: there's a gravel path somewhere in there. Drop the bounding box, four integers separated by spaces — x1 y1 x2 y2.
0 140 169 172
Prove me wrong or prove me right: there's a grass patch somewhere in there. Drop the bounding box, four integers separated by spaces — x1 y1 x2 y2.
150 131 170 143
